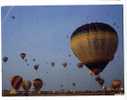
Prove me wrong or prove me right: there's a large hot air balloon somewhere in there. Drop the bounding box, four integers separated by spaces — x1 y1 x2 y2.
2 56 8 63
70 22 118 76
33 78 43 93
10 75 23 95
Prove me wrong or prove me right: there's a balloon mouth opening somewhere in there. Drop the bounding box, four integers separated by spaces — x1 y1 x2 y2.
90 68 101 76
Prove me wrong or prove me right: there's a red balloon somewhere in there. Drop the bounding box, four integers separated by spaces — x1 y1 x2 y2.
11 75 23 90
62 62 67 68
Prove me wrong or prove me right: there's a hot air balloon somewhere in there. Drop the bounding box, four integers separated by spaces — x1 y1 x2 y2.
11 16 15 20
72 82 76 87
27 64 29 66
68 54 71 57
2 56 8 63
33 78 43 93
70 22 118 76
24 59 28 62
51 62 55 67
62 62 67 68
95 76 104 86
22 80 32 95
33 58 36 62
20 53 26 60
112 80 121 91
77 63 84 69
22 80 32 91
33 64 39 71
60 84 64 88
10 75 23 95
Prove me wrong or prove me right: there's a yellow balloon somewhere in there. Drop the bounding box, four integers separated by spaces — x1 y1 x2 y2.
70 23 118 75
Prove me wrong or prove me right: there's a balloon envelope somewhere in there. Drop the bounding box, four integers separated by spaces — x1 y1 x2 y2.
2 56 8 62
33 58 36 62
11 75 23 90
33 78 43 91
112 80 121 90
51 62 55 67
33 64 39 71
62 62 67 68
20 53 26 60
70 23 118 75
72 82 76 87
22 80 32 91
11 16 15 19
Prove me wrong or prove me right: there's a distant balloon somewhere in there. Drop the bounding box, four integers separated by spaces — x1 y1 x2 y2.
2 56 8 63
22 80 32 91
20 53 26 60
95 76 104 86
77 63 84 69
11 75 23 90
112 80 121 90
24 59 28 62
70 22 118 75
11 16 15 19
60 84 64 88
27 64 29 66
72 82 76 87
33 58 36 62
68 54 71 57
34 64 39 71
51 62 55 67
33 78 43 92
62 62 67 68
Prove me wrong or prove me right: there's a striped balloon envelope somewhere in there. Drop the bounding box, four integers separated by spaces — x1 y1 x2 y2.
70 22 118 75
11 75 23 90
33 78 43 92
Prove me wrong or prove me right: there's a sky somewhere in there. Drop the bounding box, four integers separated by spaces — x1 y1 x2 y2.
1 5 124 91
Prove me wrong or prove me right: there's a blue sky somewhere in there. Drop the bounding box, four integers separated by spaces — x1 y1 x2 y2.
1 5 124 91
